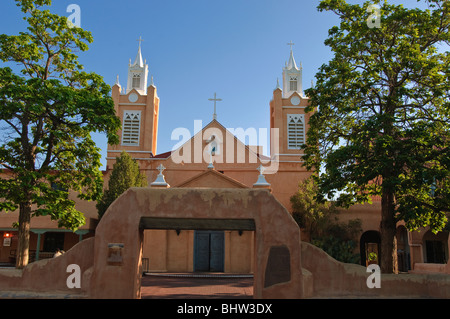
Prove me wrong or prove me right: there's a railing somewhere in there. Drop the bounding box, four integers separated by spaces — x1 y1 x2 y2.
9 250 57 263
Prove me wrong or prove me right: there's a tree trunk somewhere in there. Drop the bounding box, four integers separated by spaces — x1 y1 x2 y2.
16 201 32 269
380 188 398 274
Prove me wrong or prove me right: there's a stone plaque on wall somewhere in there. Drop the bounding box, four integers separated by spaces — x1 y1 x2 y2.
107 243 124 266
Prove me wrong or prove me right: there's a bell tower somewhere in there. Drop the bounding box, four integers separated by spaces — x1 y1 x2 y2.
126 36 148 95
107 38 160 169
270 42 310 163
282 41 303 99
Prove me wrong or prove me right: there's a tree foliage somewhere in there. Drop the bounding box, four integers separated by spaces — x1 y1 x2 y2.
96 151 147 219
290 177 362 263
290 176 340 240
0 0 120 267
303 0 450 272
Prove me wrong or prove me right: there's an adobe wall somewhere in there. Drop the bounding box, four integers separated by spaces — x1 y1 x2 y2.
301 241 450 298
1 187 448 299
0 237 94 296
89 187 304 299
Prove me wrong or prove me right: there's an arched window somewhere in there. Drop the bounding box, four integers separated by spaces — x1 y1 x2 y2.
122 111 141 146
208 135 220 156
287 114 305 149
132 74 141 89
360 230 381 266
290 76 298 91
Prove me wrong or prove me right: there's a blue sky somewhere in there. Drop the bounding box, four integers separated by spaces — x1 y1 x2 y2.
0 0 428 169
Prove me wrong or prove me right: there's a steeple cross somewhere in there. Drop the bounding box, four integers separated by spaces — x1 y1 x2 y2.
137 36 144 49
208 92 222 121
287 40 295 51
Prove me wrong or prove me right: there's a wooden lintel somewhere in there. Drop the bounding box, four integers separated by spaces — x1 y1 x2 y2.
139 217 256 231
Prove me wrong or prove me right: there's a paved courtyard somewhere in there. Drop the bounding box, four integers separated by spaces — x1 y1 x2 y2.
141 273 254 299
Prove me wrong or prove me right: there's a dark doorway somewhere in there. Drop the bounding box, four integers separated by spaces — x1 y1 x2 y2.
396 226 411 272
194 231 224 272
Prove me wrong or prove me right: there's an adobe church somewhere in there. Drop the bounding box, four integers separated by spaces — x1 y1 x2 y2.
107 41 312 273
106 41 449 274
0 41 448 276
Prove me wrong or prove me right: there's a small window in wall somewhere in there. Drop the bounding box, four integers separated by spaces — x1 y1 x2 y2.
287 114 305 150
122 111 141 146
132 74 141 89
43 232 65 253
290 77 298 91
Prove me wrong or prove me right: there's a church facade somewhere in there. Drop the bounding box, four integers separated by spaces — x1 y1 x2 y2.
0 43 448 275
107 42 312 273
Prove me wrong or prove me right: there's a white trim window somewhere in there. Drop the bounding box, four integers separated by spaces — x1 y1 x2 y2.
289 77 298 91
122 110 141 146
132 74 141 89
287 114 305 149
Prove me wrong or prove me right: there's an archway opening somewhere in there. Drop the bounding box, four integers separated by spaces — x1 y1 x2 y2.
360 230 381 267
139 217 255 298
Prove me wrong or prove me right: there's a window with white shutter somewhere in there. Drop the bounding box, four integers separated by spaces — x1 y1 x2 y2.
122 111 141 146
287 114 305 150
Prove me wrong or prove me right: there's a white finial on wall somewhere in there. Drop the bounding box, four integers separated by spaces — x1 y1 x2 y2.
253 165 271 188
151 164 170 188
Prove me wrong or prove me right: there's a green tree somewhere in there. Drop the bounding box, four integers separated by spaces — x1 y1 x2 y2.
0 0 120 268
97 151 147 219
303 0 450 273
290 176 362 263
290 176 339 240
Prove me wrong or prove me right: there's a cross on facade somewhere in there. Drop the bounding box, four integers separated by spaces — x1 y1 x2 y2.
208 92 222 120
287 40 295 51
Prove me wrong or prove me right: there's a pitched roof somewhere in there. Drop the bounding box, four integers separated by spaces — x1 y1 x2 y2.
174 168 249 188
162 119 267 162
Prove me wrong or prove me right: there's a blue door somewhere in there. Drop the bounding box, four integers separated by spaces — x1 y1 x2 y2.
194 231 224 272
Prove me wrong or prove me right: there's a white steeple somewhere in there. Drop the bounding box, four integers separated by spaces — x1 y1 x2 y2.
132 43 144 68
126 36 149 95
286 48 298 70
282 42 303 98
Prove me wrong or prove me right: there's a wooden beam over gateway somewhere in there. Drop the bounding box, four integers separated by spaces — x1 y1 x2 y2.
139 217 256 231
